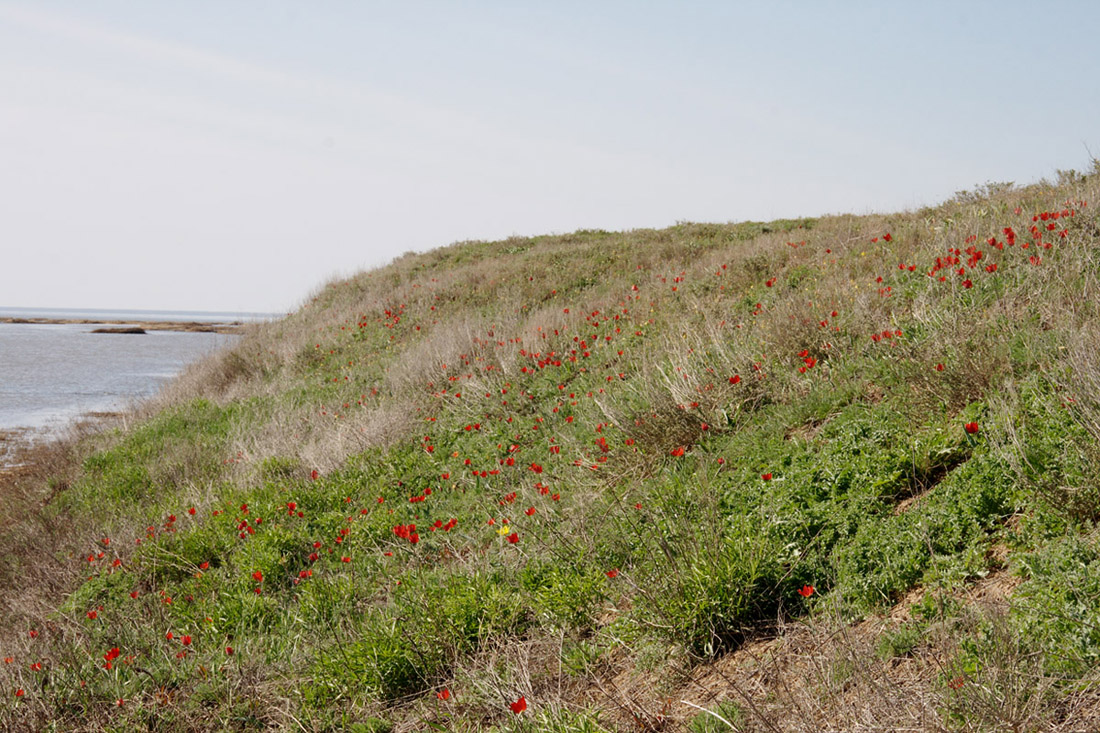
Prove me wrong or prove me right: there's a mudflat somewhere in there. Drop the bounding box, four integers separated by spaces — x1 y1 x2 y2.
0 317 243 334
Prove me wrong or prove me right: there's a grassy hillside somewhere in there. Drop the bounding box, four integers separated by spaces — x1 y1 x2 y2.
2 167 1100 731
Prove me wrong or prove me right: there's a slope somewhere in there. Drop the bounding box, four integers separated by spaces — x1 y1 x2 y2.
2 169 1099 731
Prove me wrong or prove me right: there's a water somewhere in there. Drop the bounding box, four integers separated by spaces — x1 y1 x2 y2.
0 308 260 441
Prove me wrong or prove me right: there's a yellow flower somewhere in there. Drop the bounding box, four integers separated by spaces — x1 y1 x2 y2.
497 525 510 536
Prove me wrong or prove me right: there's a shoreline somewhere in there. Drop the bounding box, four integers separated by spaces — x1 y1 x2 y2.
0 426 36 469
0 316 245 334
0 411 123 467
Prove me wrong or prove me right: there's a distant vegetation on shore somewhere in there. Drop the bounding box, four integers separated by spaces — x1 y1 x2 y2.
0 317 242 334
2 164 1099 731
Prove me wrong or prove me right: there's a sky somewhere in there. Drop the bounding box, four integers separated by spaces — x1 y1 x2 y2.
2 1 1098 314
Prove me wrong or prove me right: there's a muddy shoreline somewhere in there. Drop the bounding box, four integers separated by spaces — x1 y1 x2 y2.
0 426 35 469
0 317 244 334
0 412 125 506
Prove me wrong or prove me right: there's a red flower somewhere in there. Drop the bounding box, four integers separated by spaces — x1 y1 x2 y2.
798 585 815 598
182 635 192 646
507 532 519 544
670 446 685 457
252 570 263 582
606 569 620 578
964 422 980 434
510 695 527 714
525 507 536 516
729 374 741 385
310 470 319 480
225 646 234 655
437 688 451 701
762 472 773 481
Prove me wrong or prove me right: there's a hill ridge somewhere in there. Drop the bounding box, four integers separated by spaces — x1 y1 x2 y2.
2 168 1099 731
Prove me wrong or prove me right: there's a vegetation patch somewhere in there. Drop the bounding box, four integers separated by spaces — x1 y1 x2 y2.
2 168 1100 730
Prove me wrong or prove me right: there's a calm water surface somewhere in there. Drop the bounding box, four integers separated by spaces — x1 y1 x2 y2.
0 309 261 441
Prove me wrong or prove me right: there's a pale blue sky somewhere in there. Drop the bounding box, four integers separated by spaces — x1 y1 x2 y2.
2 1 1097 313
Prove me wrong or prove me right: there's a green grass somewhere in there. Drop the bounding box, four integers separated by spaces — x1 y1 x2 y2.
2 168 1100 730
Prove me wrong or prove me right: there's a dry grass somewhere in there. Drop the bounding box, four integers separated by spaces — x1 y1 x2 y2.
2 166 1100 730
